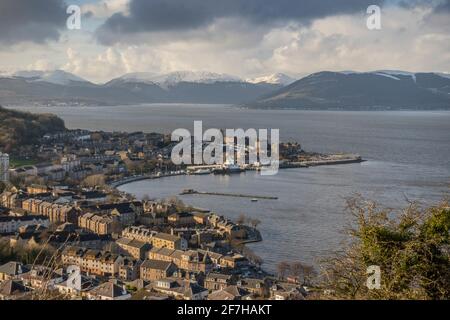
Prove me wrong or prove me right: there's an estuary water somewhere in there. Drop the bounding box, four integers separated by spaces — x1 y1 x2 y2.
10 104 450 272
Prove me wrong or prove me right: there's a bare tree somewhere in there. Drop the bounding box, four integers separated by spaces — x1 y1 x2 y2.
302 264 316 286
290 261 304 283
166 196 185 209
237 213 247 225
81 174 105 188
277 261 291 280
250 218 261 228
242 246 263 267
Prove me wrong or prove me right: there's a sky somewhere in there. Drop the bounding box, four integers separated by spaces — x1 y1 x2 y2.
0 0 449 83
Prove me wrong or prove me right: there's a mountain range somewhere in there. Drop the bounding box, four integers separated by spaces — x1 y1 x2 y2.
0 69 449 109
247 71 450 110
0 70 286 106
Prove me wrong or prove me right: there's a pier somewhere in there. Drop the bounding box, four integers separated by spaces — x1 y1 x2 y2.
180 189 278 200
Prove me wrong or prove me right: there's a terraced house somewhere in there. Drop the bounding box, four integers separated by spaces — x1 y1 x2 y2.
116 237 151 260
140 259 177 281
121 226 187 250
0 215 49 234
147 247 213 273
78 213 115 235
21 198 79 224
61 247 139 279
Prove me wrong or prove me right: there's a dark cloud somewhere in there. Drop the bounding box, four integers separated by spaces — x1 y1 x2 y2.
397 0 449 11
0 0 67 44
434 0 450 11
96 0 385 44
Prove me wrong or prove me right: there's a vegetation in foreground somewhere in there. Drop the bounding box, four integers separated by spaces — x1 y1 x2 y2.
317 197 450 300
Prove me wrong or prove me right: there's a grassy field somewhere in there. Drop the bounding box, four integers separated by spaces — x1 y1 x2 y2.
9 158 37 168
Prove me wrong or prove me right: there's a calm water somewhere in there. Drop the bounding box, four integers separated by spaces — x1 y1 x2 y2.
10 104 450 272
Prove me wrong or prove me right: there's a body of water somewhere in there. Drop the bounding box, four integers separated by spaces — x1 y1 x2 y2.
10 104 450 272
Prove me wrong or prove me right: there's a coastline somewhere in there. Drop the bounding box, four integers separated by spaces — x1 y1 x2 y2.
110 155 365 189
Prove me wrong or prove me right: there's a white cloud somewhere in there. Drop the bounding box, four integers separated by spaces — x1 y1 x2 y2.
1 3 449 83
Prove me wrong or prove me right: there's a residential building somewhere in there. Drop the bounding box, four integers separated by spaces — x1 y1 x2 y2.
0 280 31 300
140 259 177 281
21 199 79 224
118 257 141 281
86 282 131 300
0 262 30 281
147 247 213 274
116 237 151 260
219 254 249 269
0 215 49 234
152 278 208 300
78 213 115 235
167 212 195 226
61 247 124 277
237 278 269 298
204 272 236 291
270 282 307 300
26 185 50 195
207 285 251 300
122 225 156 243
152 232 187 250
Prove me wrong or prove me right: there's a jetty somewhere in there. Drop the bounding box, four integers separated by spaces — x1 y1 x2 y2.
180 189 278 200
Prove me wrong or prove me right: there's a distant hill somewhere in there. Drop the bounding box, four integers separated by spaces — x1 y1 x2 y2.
3 69 450 109
0 70 281 106
246 71 450 110
0 106 66 152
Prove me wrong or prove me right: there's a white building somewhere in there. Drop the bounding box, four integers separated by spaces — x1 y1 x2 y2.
0 152 9 182
0 215 49 234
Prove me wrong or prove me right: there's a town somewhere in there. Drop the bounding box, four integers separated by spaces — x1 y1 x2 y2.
0 128 321 300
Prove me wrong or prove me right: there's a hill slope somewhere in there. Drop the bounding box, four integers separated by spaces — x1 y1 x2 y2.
0 70 281 106
246 71 450 110
0 106 66 152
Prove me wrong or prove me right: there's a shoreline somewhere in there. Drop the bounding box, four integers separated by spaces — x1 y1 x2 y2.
110 155 365 189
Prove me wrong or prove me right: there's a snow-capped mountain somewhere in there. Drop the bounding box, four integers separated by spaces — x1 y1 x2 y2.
246 73 296 86
2 69 449 108
114 71 242 87
12 70 88 85
341 70 418 82
0 70 279 105
247 70 450 109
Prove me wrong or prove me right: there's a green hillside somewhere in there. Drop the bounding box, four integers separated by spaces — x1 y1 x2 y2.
0 106 66 152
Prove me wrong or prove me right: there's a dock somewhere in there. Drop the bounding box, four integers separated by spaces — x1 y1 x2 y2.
180 189 278 200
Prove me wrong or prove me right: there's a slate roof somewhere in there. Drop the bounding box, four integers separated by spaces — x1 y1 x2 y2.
0 280 30 297
89 282 129 298
0 262 30 276
141 259 174 271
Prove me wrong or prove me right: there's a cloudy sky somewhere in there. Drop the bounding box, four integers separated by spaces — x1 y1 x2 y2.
0 0 449 83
